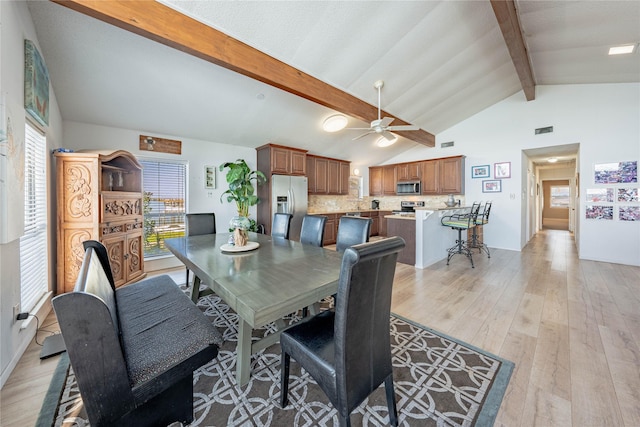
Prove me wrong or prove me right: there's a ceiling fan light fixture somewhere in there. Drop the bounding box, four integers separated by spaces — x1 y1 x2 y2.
608 44 635 55
548 157 558 163
323 114 348 132
376 135 397 147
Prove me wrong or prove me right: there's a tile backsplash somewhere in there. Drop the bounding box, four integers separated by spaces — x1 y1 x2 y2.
308 194 467 213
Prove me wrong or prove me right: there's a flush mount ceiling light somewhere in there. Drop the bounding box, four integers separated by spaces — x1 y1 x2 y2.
322 114 348 132
608 44 636 55
376 135 398 147
548 157 558 163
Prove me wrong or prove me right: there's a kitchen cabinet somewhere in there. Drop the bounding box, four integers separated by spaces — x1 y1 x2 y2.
378 211 392 236
369 165 399 196
307 154 350 195
320 213 339 245
55 150 145 293
360 211 379 236
386 217 416 265
439 156 465 194
257 143 307 176
421 156 465 195
397 162 421 181
383 165 397 195
369 167 383 196
421 160 439 194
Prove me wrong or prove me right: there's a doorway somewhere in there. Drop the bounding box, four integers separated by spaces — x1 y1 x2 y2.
523 143 580 245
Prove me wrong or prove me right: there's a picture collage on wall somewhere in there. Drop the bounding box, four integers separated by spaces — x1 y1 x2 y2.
586 161 638 221
472 162 510 193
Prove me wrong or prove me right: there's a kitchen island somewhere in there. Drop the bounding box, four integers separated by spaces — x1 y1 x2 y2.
414 206 470 268
385 214 416 265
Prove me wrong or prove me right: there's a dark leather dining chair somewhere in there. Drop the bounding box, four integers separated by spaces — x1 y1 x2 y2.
272 213 293 239
280 236 406 427
185 213 216 302
335 216 372 253
300 215 327 247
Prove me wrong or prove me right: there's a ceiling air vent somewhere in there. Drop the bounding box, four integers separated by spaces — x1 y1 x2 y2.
535 126 553 135
441 141 454 148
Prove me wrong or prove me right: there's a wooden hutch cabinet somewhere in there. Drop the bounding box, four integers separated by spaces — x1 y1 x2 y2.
55 150 145 293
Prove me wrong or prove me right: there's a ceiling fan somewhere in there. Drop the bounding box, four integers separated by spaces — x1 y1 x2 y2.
347 80 419 141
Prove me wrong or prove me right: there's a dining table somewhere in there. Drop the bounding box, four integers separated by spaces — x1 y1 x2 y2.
165 232 343 386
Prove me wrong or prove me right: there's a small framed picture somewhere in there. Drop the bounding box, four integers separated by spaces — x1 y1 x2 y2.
471 165 490 179
482 179 502 193
494 162 511 179
204 165 216 189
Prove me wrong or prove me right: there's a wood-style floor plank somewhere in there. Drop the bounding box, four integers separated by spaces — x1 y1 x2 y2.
1 229 639 427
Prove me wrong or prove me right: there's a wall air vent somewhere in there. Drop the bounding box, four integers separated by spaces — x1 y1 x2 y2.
441 141 454 148
535 126 553 135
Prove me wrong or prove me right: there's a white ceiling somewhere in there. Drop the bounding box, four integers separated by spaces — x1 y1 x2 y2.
27 1 640 166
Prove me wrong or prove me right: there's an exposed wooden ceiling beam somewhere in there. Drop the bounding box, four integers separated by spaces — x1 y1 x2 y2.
491 0 536 101
51 0 435 147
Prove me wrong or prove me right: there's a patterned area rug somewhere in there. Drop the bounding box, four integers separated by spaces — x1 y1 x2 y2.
38 294 513 426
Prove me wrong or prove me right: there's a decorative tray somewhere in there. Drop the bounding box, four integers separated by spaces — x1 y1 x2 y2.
220 241 260 253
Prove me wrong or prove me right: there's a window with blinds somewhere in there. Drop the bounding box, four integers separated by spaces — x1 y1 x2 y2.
19 122 48 313
140 159 187 258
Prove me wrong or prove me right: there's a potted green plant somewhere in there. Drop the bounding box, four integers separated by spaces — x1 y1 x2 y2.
219 159 266 244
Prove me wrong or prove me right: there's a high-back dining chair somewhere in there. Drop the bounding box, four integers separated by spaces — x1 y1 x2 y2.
272 213 293 239
280 236 406 427
185 213 216 303
335 216 372 253
300 215 327 247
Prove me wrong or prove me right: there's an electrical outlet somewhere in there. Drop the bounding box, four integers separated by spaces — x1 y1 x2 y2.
12 303 21 323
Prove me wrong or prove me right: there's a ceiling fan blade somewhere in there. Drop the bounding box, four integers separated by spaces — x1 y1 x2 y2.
380 117 394 127
345 127 373 131
387 125 420 131
382 131 396 141
352 131 374 141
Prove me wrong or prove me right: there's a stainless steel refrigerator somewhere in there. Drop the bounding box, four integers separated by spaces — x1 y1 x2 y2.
271 175 308 241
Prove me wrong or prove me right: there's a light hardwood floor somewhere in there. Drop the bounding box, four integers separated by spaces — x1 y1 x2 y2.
2 229 639 426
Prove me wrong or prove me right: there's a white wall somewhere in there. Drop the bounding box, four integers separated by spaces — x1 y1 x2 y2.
0 1 63 386
387 84 640 266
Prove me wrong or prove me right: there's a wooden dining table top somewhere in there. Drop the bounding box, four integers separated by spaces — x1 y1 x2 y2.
165 232 343 328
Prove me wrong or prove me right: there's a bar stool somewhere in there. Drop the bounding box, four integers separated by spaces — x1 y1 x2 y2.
469 201 491 258
441 203 480 268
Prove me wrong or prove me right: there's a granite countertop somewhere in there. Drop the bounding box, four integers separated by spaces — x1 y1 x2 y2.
308 208 389 215
415 206 470 211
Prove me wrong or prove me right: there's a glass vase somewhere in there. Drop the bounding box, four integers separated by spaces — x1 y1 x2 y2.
229 215 251 246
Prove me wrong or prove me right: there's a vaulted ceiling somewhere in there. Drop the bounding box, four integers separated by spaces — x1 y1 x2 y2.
27 1 640 167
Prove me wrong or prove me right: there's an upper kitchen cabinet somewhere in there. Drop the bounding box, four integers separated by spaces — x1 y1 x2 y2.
257 143 307 176
396 162 421 181
438 156 465 194
369 165 397 196
422 155 465 195
307 154 350 195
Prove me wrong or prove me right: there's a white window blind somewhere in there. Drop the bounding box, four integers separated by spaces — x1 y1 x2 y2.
19 122 48 312
140 159 187 258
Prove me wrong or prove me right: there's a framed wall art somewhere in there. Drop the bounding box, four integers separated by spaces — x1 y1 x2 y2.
204 165 216 189
585 188 614 203
617 188 638 202
471 165 490 179
594 161 637 184
585 205 613 220
619 206 640 221
494 162 511 179
482 179 502 193
24 40 49 126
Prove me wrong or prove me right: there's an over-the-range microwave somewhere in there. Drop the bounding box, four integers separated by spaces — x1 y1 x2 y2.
396 181 421 195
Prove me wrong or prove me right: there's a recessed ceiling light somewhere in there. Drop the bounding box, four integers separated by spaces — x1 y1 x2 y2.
376 135 397 147
322 114 348 132
608 44 636 55
548 157 558 163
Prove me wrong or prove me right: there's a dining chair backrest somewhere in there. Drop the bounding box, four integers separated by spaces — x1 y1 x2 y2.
186 213 216 236
272 213 293 239
335 216 372 253
299 215 327 247
335 236 406 411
